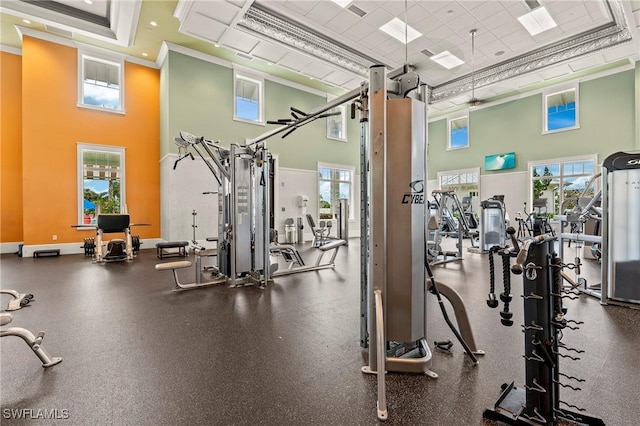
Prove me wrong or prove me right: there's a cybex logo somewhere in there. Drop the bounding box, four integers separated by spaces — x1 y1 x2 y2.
402 180 425 204
628 159 640 165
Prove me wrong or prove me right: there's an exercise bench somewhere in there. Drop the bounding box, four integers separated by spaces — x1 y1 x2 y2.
156 241 189 259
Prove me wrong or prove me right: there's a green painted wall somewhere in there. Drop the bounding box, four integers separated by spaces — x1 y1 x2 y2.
162 50 360 171
427 70 636 180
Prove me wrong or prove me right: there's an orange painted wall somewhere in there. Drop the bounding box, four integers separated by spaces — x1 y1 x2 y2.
0 52 23 243
21 36 160 245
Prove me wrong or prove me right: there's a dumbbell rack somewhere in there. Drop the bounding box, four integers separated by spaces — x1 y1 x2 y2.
484 235 605 425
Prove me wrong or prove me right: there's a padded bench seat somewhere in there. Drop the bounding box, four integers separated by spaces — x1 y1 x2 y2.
33 249 60 258
154 260 192 271
156 241 189 259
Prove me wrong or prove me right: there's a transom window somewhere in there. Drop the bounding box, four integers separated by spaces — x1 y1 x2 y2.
78 144 125 226
78 51 124 113
529 156 596 215
544 86 579 133
448 116 469 149
318 163 354 220
437 168 480 212
234 71 264 124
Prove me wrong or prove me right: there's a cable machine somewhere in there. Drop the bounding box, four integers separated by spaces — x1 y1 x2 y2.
357 65 483 421
601 151 640 306
174 132 275 287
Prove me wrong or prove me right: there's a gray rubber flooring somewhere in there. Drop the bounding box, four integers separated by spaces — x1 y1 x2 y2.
1 239 638 425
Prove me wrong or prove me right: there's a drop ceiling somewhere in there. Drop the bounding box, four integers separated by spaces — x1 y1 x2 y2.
2 0 640 112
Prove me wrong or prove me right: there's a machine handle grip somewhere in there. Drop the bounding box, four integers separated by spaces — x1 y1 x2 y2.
511 235 546 274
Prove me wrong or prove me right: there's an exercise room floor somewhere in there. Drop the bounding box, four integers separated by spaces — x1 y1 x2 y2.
1 239 639 425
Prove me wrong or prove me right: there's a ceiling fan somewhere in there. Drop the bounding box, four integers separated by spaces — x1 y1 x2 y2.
468 29 482 108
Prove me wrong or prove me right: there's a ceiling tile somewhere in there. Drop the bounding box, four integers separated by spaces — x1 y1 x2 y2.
282 1 317 15
278 51 314 71
250 41 289 63
505 1 529 18
325 9 361 34
447 10 481 36
602 43 638 63
380 1 412 16
357 28 390 50
195 1 241 25
549 3 588 26
361 6 395 28
404 4 432 25
186 13 227 43
301 61 336 79
324 69 357 86
305 2 343 25
513 72 544 88
466 1 506 21
342 19 376 41
539 64 572 80
222 28 260 53
568 54 605 72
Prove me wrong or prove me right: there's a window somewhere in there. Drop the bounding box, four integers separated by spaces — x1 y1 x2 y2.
78 51 124 113
318 163 354 220
448 116 469 149
544 86 578 133
529 156 596 216
437 168 480 212
327 105 347 141
78 144 125 226
234 71 264 124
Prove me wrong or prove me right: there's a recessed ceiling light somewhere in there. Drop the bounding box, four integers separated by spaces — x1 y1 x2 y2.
495 50 505 56
430 50 464 69
379 18 422 44
267 62 273 65
84 0 93 4
142 53 148 57
150 21 158 27
22 19 31 24
214 44 220 48
330 0 352 7
517 6 557 36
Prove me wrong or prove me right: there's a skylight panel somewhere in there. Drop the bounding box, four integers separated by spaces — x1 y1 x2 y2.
430 51 464 69
379 18 422 44
330 0 352 8
518 6 557 36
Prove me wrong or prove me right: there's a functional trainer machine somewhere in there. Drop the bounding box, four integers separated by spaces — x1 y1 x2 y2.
167 131 275 288
355 66 483 421
484 233 604 425
601 151 640 306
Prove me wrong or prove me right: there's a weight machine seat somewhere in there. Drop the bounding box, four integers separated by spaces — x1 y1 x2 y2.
155 261 192 271
97 214 130 233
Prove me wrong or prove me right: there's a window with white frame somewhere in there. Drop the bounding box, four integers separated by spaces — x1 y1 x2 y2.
448 116 469 149
327 105 347 141
234 71 264 124
437 168 480 212
529 156 596 216
78 144 125 226
318 163 354 220
78 51 124 113
543 86 579 133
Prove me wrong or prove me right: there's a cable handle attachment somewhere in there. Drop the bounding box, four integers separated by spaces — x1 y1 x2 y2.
511 235 546 274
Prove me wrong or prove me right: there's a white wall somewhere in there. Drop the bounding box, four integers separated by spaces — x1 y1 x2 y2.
480 171 529 225
160 154 219 244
